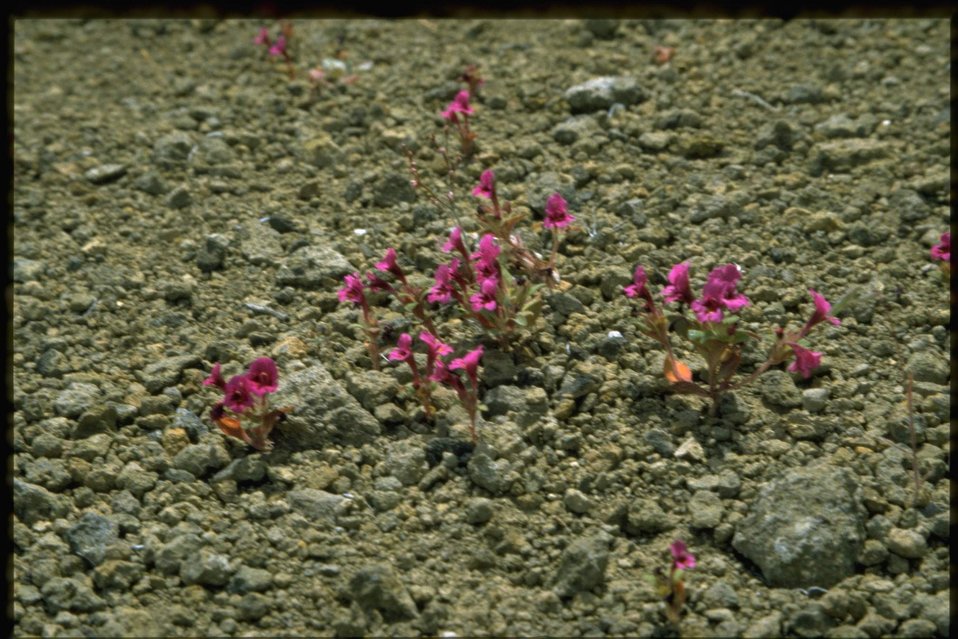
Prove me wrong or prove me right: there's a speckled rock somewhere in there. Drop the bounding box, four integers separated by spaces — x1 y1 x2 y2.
551 532 612 598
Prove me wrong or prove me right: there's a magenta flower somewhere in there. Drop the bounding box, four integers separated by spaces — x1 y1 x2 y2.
210 401 226 421
472 234 501 279
543 193 575 229
787 343 821 379
470 276 499 312
429 358 460 388
450 345 484 386
930 231 950 262
246 357 279 396
442 227 467 255
203 362 226 390
661 261 694 305
623 265 649 299
690 295 725 323
472 169 496 199
692 264 749 321
388 333 414 362
254 27 270 46
337 273 366 305
428 262 457 304
223 374 256 413
441 90 474 121
375 247 405 280
670 540 696 571
268 35 287 57
804 289 840 332
420 331 453 359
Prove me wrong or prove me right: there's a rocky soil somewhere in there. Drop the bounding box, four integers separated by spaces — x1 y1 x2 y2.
12 18 950 638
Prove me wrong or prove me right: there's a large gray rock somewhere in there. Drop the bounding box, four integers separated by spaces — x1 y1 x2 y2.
65 512 118 567
348 563 418 621
732 464 866 588
565 76 646 113
275 245 354 290
287 488 345 525
552 533 612 598
14 479 70 525
272 362 381 448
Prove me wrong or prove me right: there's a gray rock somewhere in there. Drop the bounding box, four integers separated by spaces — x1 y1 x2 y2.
139 354 201 394
153 131 194 168
784 83 823 104
288 488 345 525
344 370 401 412
73 404 117 438
173 442 230 478
484 386 548 427
552 115 601 145
236 592 270 621
898 619 937 638
624 497 672 535
891 188 930 223
197 233 229 272
161 280 193 304
814 113 859 139
85 163 127 185
885 527 927 559
732 464 865 588
191 136 233 166
373 173 416 208
173 408 209 441
689 194 737 224
166 185 192 209
802 388 829 413
808 139 890 175
480 349 518 386
759 369 803 408
348 563 418 621
552 533 611 598
155 533 204 575
565 76 645 114
228 565 273 593
23 457 71 492
115 462 158 498
180 550 232 587
744 611 783 638
689 490 724 529
213 455 267 484
548 291 586 317
31 432 64 458
905 351 949 385
787 602 834 637
381 440 428 486
65 513 118 567
468 451 511 495
558 362 604 399
754 120 797 151
271 362 381 447
465 497 494 524
92 559 144 591
133 170 169 195
275 244 355 290
40 577 106 613
703 580 739 609
14 479 70 525
53 382 101 419
240 224 284 266
563 488 594 514
301 133 342 168
637 131 672 151
583 19 619 39
655 108 703 130
13 257 45 282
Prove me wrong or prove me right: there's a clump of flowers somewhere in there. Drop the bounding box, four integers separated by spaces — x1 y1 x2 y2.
930 230 950 277
624 261 841 416
441 89 477 157
653 540 696 624
204 358 287 451
253 23 295 79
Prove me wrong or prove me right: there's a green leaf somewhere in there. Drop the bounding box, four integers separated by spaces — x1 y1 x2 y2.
514 313 528 327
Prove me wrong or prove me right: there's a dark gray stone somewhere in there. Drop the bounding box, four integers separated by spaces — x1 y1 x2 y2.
197 233 229 272
65 513 118 567
14 479 70 525
40 577 106 613
551 533 611 598
348 563 418 621
153 131 194 168
139 354 202 394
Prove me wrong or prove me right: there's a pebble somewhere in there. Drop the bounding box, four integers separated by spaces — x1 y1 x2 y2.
884 527 927 559
551 533 611 598
565 76 645 114
348 563 418 621
53 382 101 419
802 388 829 413
624 498 672 535
65 513 118 567
465 497 494 524
228 566 273 594
563 488 594 514
274 245 355 290
552 115 601 145
180 550 232 587
84 164 126 185
196 233 229 272
689 490 724 529
133 171 168 195
153 131 194 168
808 139 890 175
40 577 106 613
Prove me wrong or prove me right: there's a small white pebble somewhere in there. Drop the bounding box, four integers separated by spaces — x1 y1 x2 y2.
353 228 367 236
881 119 891 126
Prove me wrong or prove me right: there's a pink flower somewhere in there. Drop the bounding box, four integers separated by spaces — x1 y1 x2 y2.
223 374 256 413
692 264 749 321
254 27 270 46
442 227 467 254
375 247 404 280
337 273 366 305
623 265 649 299
450 345 484 386
203 362 226 390
690 296 725 323
389 333 414 362
268 35 287 57
441 89 474 121
246 357 279 396
470 276 499 312
472 169 496 199
670 540 696 571
429 359 461 389
543 193 575 229
420 331 453 359
931 231 950 262
472 234 501 280
428 262 457 304
787 343 821 379
804 289 840 331
661 261 694 305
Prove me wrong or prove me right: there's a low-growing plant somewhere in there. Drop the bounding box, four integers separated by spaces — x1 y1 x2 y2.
930 230 950 277
253 23 295 79
624 261 842 416
652 539 696 625
204 357 288 451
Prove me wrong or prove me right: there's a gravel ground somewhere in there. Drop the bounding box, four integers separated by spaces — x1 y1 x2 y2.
12 18 950 638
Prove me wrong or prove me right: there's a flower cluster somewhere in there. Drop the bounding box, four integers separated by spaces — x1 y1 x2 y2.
654 540 696 624
253 23 295 78
441 89 477 156
624 261 841 416
204 358 287 451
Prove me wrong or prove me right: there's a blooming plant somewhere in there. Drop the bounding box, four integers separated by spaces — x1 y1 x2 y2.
253 23 295 79
653 540 696 624
625 261 841 416
388 331 452 420
430 345 485 444
337 272 383 370
204 358 288 451
441 89 477 157
930 230 950 277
